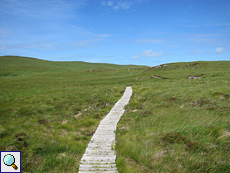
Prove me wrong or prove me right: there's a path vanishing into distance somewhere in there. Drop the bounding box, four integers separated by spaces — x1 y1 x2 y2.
79 86 133 173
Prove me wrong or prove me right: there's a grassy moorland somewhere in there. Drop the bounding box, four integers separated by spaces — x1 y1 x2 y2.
0 56 229 173
0 56 146 172
116 61 230 173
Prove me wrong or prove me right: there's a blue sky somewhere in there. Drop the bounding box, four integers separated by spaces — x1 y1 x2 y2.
0 0 230 66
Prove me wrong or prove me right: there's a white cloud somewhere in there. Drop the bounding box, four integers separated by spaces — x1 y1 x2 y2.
117 2 132 9
132 49 163 60
215 47 225 54
132 55 139 59
107 1 113 6
101 0 146 10
141 49 163 57
113 6 120 10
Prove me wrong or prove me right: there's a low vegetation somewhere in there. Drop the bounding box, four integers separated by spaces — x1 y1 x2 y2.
116 61 230 172
0 56 229 172
0 56 145 172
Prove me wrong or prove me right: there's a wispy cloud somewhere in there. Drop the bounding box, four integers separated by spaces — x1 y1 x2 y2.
70 24 110 38
73 39 104 47
189 34 219 43
70 24 99 37
0 20 109 51
101 1 113 6
187 47 229 55
187 49 204 55
177 24 198 27
0 37 106 50
126 28 134 31
141 49 163 57
0 0 87 20
0 42 57 50
101 0 147 10
206 23 230 27
102 0 132 10
0 27 9 38
177 33 230 47
132 49 163 59
215 47 225 54
132 55 139 59
69 24 111 47
99 34 111 37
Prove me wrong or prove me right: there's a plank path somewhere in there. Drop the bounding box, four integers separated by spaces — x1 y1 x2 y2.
79 86 132 173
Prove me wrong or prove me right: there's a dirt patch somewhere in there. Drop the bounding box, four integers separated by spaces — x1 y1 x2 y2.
151 75 168 79
38 119 48 125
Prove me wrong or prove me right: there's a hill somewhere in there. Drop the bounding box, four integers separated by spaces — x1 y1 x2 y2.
0 56 229 172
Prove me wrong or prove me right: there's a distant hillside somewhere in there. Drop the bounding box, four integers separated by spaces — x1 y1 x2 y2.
0 56 148 81
0 55 147 71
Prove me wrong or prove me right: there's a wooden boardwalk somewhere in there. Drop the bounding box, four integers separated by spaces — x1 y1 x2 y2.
79 87 132 173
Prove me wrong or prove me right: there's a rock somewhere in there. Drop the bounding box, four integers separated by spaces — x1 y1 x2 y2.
188 76 201 79
62 120 67 124
74 112 82 118
151 75 160 78
155 65 161 69
151 75 168 79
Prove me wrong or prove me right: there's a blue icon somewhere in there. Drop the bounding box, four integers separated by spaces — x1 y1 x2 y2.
3 154 18 170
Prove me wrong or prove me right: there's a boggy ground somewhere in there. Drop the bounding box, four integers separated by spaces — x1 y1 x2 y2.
0 56 229 172
116 61 230 173
0 56 145 172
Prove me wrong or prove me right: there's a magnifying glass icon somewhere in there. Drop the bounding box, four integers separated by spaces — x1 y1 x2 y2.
3 154 18 170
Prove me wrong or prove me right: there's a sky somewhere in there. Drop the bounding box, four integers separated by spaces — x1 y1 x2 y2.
0 0 230 66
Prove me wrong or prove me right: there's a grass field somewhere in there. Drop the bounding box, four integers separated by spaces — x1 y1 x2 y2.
116 61 230 173
0 56 146 172
0 56 229 172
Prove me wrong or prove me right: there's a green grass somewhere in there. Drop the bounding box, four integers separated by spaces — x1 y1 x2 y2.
116 61 230 173
0 56 146 172
0 56 230 172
